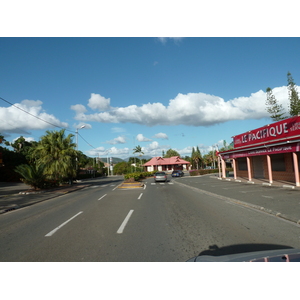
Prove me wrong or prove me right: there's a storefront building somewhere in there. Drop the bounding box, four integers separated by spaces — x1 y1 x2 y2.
218 116 300 186
143 156 190 172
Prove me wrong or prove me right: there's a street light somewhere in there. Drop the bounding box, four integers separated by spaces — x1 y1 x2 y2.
76 125 85 152
76 125 85 172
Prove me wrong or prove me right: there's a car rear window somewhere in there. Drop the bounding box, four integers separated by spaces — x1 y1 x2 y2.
155 172 165 176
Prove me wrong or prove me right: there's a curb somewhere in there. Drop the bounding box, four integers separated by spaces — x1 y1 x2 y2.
118 182 144 189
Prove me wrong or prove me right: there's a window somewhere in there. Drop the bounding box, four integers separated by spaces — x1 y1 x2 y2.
271 154 285 171
237 157 247 171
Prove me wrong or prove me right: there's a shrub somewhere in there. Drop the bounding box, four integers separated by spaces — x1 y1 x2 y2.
15 163 47 190
124 171 155 181
189 170 200 176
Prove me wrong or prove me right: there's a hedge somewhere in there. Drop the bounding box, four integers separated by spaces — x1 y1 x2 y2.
189 168 233 176
124 171 156 181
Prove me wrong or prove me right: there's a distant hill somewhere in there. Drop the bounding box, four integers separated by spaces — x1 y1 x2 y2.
99 157 124 164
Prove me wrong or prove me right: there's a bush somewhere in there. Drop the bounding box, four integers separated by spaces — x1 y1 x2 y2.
15 163 47 190
189 170 200 176
124 171 156 181
189 168 233 176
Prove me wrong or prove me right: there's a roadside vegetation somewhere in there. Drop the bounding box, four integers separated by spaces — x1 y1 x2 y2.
0 129 106 189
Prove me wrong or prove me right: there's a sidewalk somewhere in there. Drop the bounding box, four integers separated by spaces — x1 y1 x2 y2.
0 182 89 214
213 173 300 224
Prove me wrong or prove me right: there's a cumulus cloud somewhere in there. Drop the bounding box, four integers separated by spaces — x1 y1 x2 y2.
107 136 126 145
0 100 68 133
88 93 111 111
136 133 152 142
72 87 290 127
153 132 168 139
148 141 159 150
70 104 87 114
86 146 129 157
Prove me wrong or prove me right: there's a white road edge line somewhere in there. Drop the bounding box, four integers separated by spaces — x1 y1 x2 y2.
138 193 143 199
117 210 134 234
45 211 83 237
98 194 107 200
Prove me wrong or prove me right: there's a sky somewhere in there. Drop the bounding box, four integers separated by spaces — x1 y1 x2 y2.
1 37 300 160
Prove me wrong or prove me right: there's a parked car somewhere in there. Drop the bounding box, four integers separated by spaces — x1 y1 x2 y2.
154 172 167 182
171 170 184 177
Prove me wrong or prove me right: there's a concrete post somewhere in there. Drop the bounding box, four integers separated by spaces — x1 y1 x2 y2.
266 155 273 184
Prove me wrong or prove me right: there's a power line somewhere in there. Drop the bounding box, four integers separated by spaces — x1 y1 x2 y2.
78 132 97 150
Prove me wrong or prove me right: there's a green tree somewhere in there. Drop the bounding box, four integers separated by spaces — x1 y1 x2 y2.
287 72 300 116
265 87 286 121
191 146 202 169
133 145 144 156
113 161 130 175
164 148 180 158
32 129 77 182
15 163 46 190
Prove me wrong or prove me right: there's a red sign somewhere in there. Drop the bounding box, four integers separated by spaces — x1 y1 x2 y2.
233 116 300 148
222 142 300 159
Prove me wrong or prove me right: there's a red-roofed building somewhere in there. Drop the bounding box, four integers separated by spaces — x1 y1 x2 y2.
142 156 191 172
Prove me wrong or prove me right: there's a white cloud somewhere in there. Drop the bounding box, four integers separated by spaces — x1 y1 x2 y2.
177 146 193 156
88 93 111 111
148 141 159 150
0 100 68 133
72 86 292 127
85 146 130 158
136 133 152 142
70 104 87 114
153 132 168 140
107 136 126 145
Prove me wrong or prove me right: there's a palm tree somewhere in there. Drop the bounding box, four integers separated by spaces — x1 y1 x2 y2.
192 147 202 169
133 145 144 171
32 129 77 182
15 163 46 190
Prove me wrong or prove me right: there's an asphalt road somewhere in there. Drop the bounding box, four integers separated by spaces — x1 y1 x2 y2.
0 175 300 261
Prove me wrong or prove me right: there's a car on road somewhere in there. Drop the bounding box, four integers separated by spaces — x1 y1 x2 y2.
171 170 184 177
154 172 167 182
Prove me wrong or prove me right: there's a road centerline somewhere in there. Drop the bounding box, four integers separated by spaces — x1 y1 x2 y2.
117 210 134 234
45 211 83 237
138 193 143 199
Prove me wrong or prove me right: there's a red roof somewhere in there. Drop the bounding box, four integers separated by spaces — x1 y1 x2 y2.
143 156 190 166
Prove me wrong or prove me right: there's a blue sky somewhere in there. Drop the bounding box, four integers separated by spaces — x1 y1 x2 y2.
1 37 300 159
